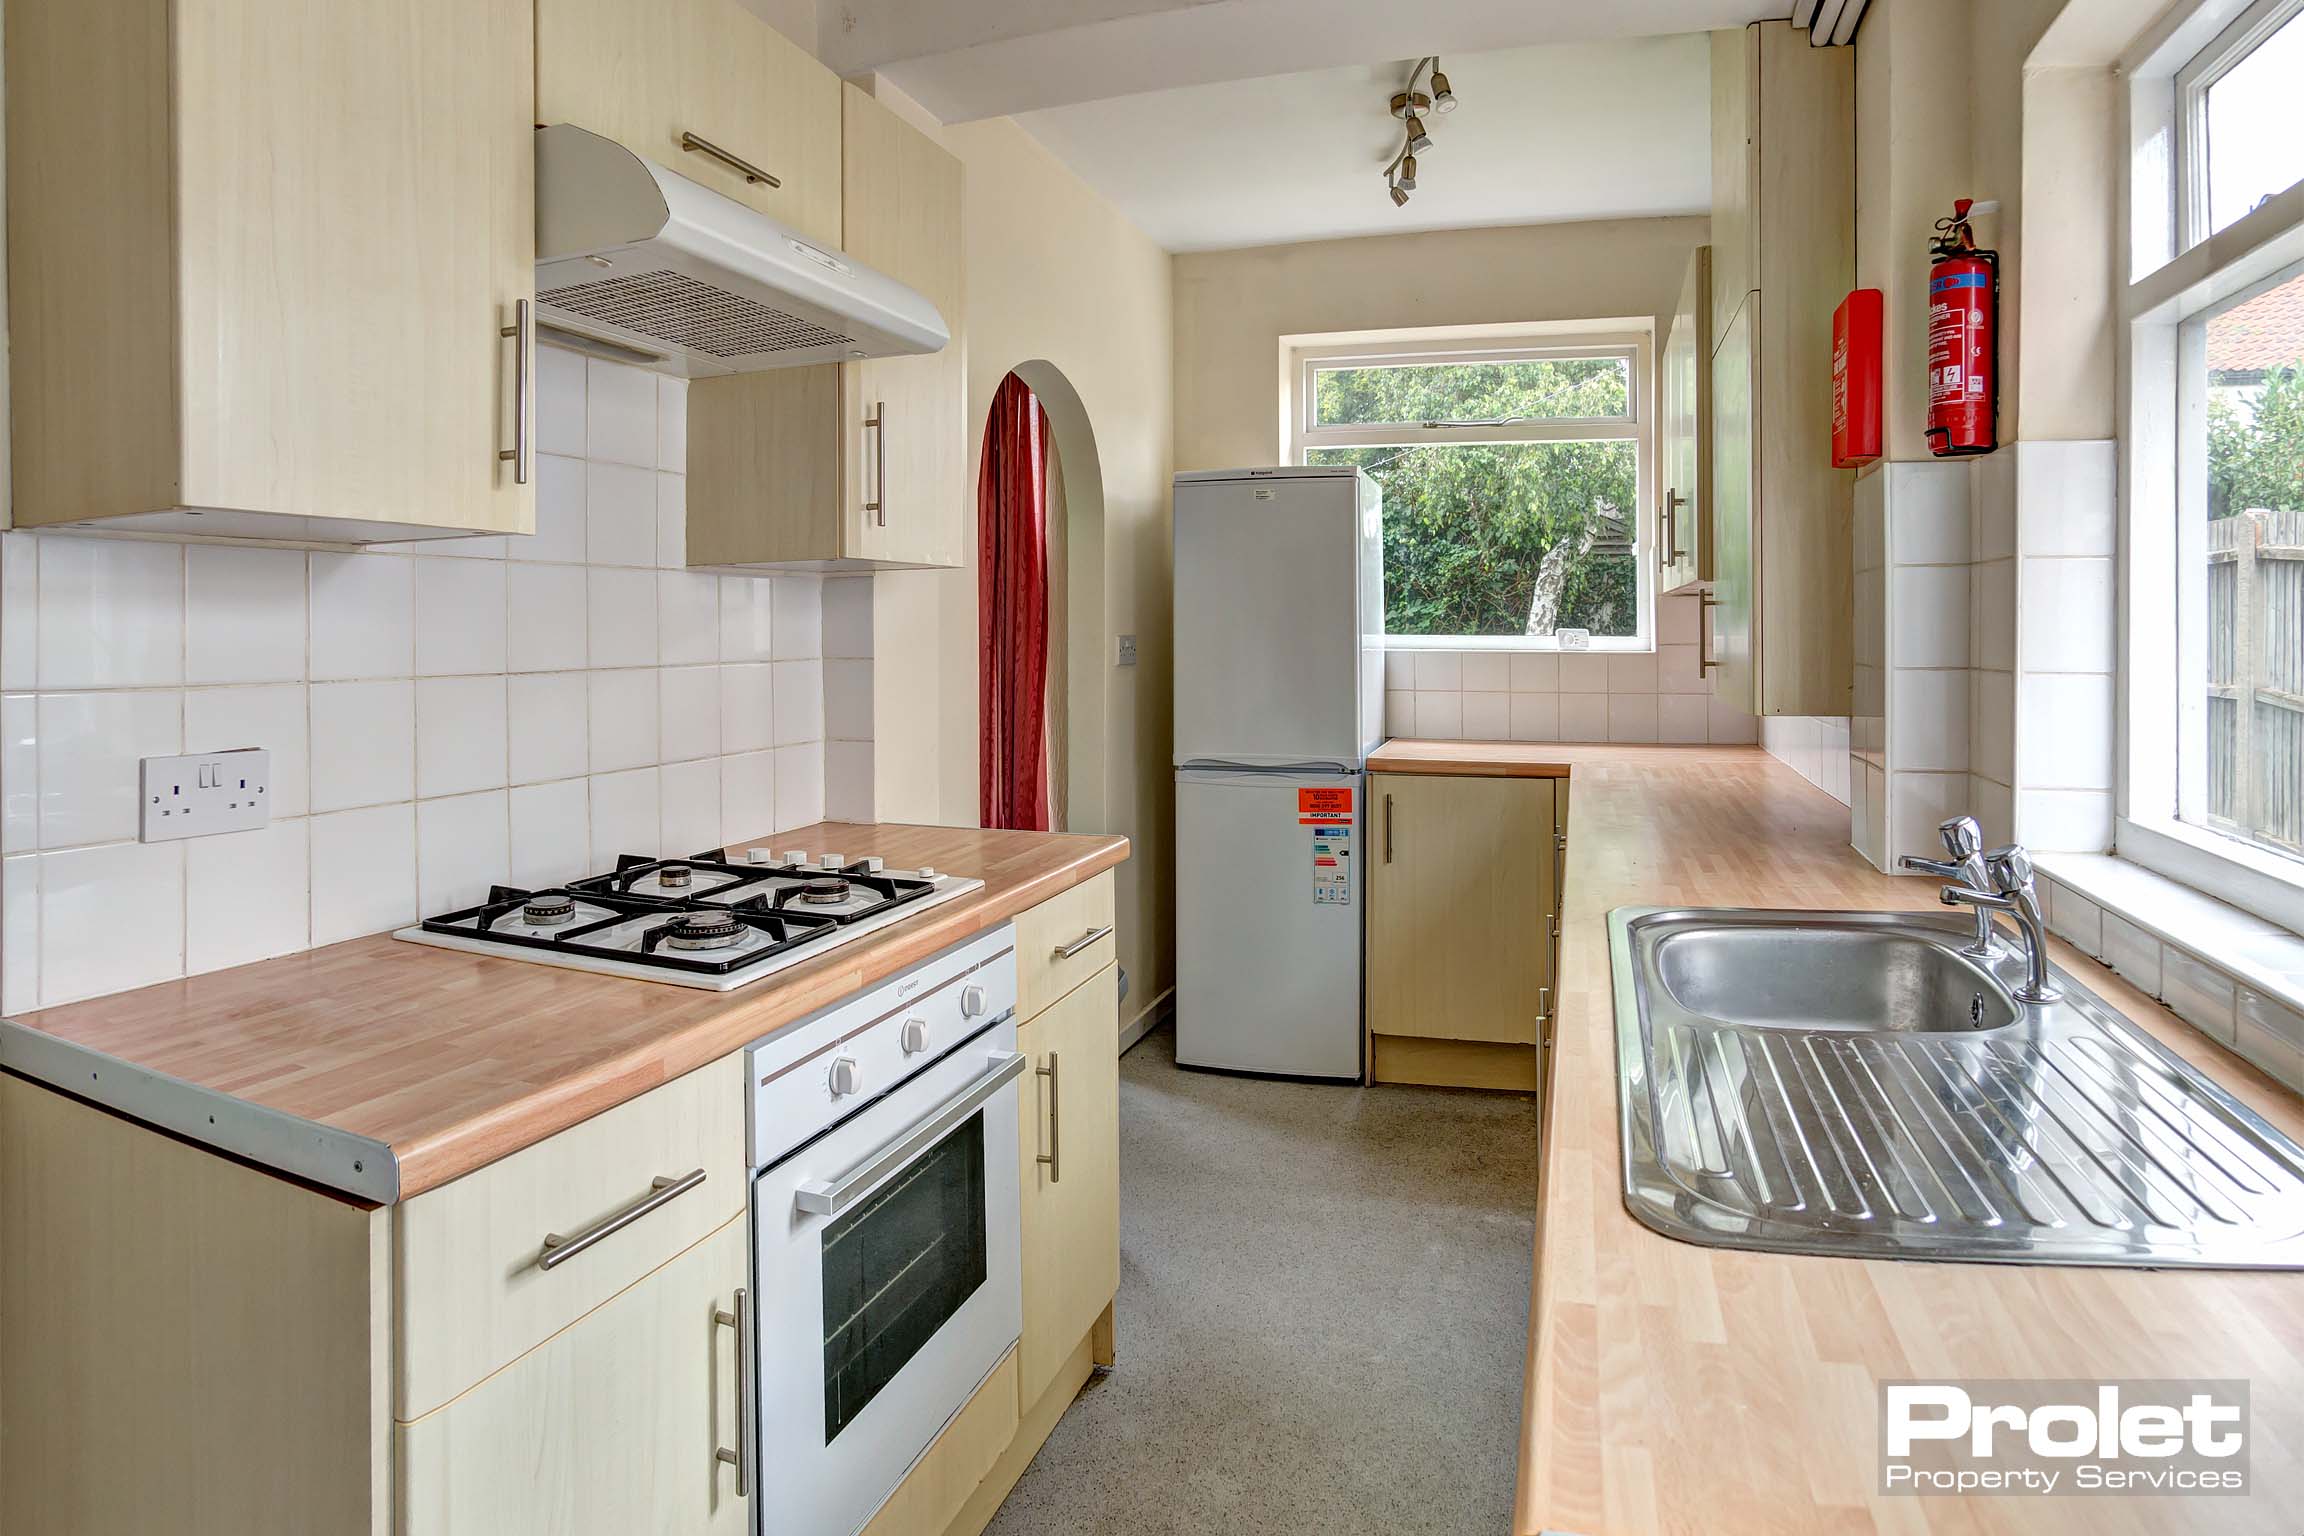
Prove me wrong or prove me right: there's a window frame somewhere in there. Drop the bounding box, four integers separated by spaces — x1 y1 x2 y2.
1287 330 1655 653
2122 0 2304 930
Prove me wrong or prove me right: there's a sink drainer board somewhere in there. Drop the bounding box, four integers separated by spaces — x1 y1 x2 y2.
1609 907 2304 1268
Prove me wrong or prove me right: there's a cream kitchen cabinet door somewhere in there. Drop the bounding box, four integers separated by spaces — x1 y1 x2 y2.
396 1216 750 1536
1658 245 1713 594
6 0 535 543
687 84 966 572
1015 962 1121 1411
535 0 842 247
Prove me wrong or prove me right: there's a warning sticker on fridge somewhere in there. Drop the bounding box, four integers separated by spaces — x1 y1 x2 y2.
1309 824 1352 905
1298 787 1355 824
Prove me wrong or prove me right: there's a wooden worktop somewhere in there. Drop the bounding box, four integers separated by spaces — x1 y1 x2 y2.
1367 739 1573 778
1516 747 2304 1533
0 822 1126 1202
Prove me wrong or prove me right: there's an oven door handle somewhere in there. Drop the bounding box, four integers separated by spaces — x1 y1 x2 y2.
793 1047 1027 1218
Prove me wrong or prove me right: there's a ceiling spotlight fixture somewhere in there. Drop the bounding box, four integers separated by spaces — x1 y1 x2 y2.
1380 57 1457 209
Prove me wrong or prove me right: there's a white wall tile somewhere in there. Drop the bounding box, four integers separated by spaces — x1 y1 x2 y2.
1970 669 2015 782
2098 912 2163 997
1707 698 1758 744
1971 449 2016 561
586 567 659 669
1854 469 1887 572
187 819 309 976
523 453 589 563
310 680 414 812
1889 565 1970 668
1657 693 1709 744
507 672 588 785
824 579 873 659
1559 654 1610 693
585 461 660 569
535 342 587 458
1460 691 1508 741
723 664 777 753
2 853 37 1013
1659 593 1700 645
417 790 510 915
771 660 825 746
2017 440 2116 557
1508 653 1558 693
1890 669 1970 772
1967 773 2013 849
655 474 687 569
185 685 308 817
2161 947 2237 1045
2235 988 2304 1090
2018 558 2114 672
416 676 508 798
40 841 182 1004
1384 690 1414 736
659 665 722 763
772 744 825 828
36 691 181 848
1559 693 1609 740
656 377 689 472
824 659 873 741
588 767 661 859
309 552 413 680
1413 651 1461 691
1971 559 2015 671
509 779 591 891
825 740 874 823
658 570 719 666
1383 651 1416 690
2014 787 2113 852
720 577 775 662
660 758 723 855
2015 673 2114 790
1460 652 1509 693
585 359 658 468
2 696 35 855
3 534 39 691
1413 691 1462 738
770 577 823 660
506 562 587 675
1607 694 1659 742
721 750 777 841
588 668 660 773
2045 880 2104 956
1888 771 1968 870
1888 461 1972 566
1607 652 1658 693
1657 644 1707 693
1508 693 1559 742
414 557 508 677
39 537 183 689
186 545 305 685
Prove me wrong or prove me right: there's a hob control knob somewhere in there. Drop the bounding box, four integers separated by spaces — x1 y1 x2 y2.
827 1056 862 1097
863 857 885 874
746 847 774 864
960 984 987 1018
781 850 809 867
821 853 845 870
918 867 939 881
900 1018 931 1055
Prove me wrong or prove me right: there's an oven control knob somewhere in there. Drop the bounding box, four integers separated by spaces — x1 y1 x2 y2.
960 985 987 1018
900 1017 931 1055
827 1056 862 1098
781 850 809 867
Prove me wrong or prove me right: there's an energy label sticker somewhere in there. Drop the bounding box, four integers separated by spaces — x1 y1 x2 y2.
1310 823 1352 905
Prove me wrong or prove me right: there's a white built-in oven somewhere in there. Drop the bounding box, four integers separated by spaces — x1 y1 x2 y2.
747 924 1022 1536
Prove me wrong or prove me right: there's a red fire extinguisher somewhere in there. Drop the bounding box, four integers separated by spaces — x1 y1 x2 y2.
1926 198 1998 457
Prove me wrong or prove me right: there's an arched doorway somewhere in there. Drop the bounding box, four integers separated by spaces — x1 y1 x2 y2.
977 363 1106 834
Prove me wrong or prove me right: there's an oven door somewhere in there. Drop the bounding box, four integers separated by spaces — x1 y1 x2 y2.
752 1016 1023 1536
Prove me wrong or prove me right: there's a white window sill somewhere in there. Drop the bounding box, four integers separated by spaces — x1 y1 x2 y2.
2033 851 2304 1094
1382 636 1654 654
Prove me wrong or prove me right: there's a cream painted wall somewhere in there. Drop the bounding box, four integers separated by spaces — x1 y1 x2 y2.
1171 217 1708 470
862 94 1178 1031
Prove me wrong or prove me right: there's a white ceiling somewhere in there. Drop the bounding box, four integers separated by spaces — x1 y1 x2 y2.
1011 35 1713 253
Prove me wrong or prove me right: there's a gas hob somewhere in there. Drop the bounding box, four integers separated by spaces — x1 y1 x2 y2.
393 848 985 989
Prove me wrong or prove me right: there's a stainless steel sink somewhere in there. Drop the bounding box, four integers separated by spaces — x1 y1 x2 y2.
1611 907 2304 1268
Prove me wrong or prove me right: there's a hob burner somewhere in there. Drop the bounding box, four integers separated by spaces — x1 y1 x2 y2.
521 893 576 927
798 877 851 905
659 908 744 951
657 863 695 889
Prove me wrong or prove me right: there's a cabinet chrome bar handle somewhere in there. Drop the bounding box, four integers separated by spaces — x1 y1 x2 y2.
1036 1053 1062 1184
680 131 781 188
1698 592 1722 675
498 298 532 486
864 402 888 525
1538 985 1552 1022
536 1168 706 1271
1664 488 1687 560
1054 925 1113 960
714 1287 752 1498
1384 793 1395 863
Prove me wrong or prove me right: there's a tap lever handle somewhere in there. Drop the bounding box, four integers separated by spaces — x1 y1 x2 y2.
1983 844 2036 894
1938 816 1984 861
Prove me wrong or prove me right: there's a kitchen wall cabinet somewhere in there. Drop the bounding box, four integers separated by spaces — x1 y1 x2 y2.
1017 962 1122 1409
397 1216 750 1536
687 84 967 571
1704 21 1854 717
1367 772 1560 1092
535 0 842 247
1659 244 1714 594
5 0 536 544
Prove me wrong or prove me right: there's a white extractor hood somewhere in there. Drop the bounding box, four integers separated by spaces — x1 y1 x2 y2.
534 123 949 378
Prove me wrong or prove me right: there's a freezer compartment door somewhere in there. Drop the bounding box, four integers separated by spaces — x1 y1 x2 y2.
1174 769 1363 1080
1172 474 1366 766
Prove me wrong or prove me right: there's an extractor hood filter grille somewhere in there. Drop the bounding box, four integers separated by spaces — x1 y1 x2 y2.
539 268 851 358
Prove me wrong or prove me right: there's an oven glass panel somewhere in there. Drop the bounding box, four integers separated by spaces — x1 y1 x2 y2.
821 1110 989 1443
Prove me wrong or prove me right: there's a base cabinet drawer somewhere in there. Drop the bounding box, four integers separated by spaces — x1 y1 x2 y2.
395 1053 747 1419
397 1216 749 1536
1015 872 1117 1022
1016 963 1121 1408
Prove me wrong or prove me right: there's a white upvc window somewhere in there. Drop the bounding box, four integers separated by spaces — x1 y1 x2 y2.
1287 328 1654 651
2123 0 2304 930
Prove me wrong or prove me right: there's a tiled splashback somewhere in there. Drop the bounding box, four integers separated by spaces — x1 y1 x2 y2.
1761 716 1853 804
0 348 858 1011
1381 592 1757 745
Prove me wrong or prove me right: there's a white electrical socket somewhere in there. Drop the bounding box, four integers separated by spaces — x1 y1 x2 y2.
1116 634 1138 667
140 748 272 842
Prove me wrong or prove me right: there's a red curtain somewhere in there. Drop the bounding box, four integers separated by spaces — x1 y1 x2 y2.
978 374 1051 831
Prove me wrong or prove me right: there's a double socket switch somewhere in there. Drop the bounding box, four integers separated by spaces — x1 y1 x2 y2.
140 749 271 842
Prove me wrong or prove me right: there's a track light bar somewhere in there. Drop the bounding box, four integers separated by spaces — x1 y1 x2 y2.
1380 57 1457 209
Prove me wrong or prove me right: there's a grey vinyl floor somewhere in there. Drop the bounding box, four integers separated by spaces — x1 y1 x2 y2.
983 1024 1542 1536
